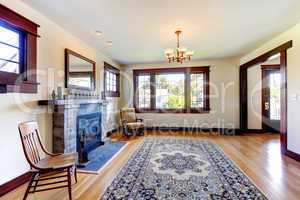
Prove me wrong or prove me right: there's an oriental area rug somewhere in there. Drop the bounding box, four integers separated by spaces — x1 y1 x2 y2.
101 137 267 200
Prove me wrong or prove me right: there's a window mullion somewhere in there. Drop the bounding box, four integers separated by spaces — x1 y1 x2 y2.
150 73 156 110
0 41 20 49
19 32 26 80
185 68 191 113
204 71 210 111
133 73 138 109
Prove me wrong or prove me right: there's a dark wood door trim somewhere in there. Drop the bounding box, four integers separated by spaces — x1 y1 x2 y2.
239 41 292 131
240 41 292 70
239 41 292 155
239 68 248 132
280 50 288 154
261 64 280 70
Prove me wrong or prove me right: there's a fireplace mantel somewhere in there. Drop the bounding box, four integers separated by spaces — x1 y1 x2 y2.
38 99 108 106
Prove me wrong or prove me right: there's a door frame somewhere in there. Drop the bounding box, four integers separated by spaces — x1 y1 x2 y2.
261 64 281 132
239 40 292 155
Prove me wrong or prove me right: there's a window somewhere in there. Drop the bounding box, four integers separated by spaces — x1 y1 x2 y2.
0 5 39 93
0 25 24 74
133 67 210 113
137 74 151 108
104 62 120 97
269 72 281 120
156 73 185 109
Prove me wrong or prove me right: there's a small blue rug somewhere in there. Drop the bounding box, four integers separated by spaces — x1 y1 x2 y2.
78 141 127 173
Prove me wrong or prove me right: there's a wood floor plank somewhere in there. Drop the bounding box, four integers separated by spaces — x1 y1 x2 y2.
1 132 300 200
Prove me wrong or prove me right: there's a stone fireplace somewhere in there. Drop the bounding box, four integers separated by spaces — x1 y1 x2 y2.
38 99 107 163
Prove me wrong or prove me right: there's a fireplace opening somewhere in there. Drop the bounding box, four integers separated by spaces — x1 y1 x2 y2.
77 112 104 166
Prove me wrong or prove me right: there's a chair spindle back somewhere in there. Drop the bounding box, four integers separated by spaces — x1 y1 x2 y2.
19 121 45 169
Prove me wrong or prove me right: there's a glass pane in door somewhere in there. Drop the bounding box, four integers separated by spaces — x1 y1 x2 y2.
269 72 280 120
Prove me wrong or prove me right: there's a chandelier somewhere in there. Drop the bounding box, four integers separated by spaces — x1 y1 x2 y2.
164 30 194 63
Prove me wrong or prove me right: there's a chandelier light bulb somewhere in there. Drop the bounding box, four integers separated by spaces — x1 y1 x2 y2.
164 30 193 63
178 47 187 53
164 49 174 55
186 51 194 56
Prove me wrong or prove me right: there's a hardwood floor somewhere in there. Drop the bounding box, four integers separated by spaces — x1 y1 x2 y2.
2 132 300 200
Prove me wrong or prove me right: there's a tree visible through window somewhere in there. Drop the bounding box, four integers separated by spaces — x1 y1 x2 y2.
134 67 210 113
191 73 204 108
156 74 185 109
269 72 281 120
138 75 151 108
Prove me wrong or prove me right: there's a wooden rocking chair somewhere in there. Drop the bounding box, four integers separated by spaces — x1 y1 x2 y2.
18 121 78 200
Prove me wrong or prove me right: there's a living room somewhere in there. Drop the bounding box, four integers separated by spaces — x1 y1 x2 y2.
1 0 300 200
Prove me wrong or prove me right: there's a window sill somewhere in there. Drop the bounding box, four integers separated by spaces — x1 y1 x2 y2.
136 108 211 114
0 82 39 93
105 91 120 98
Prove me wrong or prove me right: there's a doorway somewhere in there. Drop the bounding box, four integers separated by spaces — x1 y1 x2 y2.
262 65 281 132
239 40 292 154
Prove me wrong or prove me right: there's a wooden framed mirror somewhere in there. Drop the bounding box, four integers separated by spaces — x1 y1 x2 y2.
65 49 96 90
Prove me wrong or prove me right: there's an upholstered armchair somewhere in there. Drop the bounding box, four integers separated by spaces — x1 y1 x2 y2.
120 108 145 136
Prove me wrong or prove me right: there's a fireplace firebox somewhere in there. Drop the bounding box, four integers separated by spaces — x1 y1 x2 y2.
77 112 103 165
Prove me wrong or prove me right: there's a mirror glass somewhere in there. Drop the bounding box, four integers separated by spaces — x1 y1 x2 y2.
65 49 95 90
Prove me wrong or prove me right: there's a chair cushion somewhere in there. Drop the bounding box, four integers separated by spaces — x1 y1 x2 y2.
121 108 137 123
127 122 144 129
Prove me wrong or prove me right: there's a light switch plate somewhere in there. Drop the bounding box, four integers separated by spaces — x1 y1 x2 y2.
291 94 298 101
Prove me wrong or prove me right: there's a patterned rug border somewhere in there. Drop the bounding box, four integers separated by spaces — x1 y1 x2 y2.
193 137 268 199
100 136 268 199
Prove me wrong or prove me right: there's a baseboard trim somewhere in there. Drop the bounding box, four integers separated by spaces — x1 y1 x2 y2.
286 150 300 162
106 128 119 137
0 171 31 197
243 129 266 134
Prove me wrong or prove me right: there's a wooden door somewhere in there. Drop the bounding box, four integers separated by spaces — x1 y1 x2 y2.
262 65 281 133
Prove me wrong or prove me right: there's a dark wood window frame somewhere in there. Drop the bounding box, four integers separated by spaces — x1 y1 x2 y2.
0 4 40 93
104 62 120 97
133 66 210 113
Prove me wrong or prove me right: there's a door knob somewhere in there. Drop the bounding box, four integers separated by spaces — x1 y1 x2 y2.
265 102 270 110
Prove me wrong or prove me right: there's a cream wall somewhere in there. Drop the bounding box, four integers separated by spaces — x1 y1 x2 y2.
241 21 300 154
0 0 120 184
247 65 262 129
121 58 240 129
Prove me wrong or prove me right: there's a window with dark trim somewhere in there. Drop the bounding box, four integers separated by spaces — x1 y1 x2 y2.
104 62 120 97
133 67 210 113
0 4 39 93
0 24 25 74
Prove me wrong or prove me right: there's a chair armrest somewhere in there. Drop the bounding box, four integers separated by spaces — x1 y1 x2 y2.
122 120 128 126
136 118 143 122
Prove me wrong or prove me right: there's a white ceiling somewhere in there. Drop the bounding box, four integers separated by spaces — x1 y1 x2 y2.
23 0 300 65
